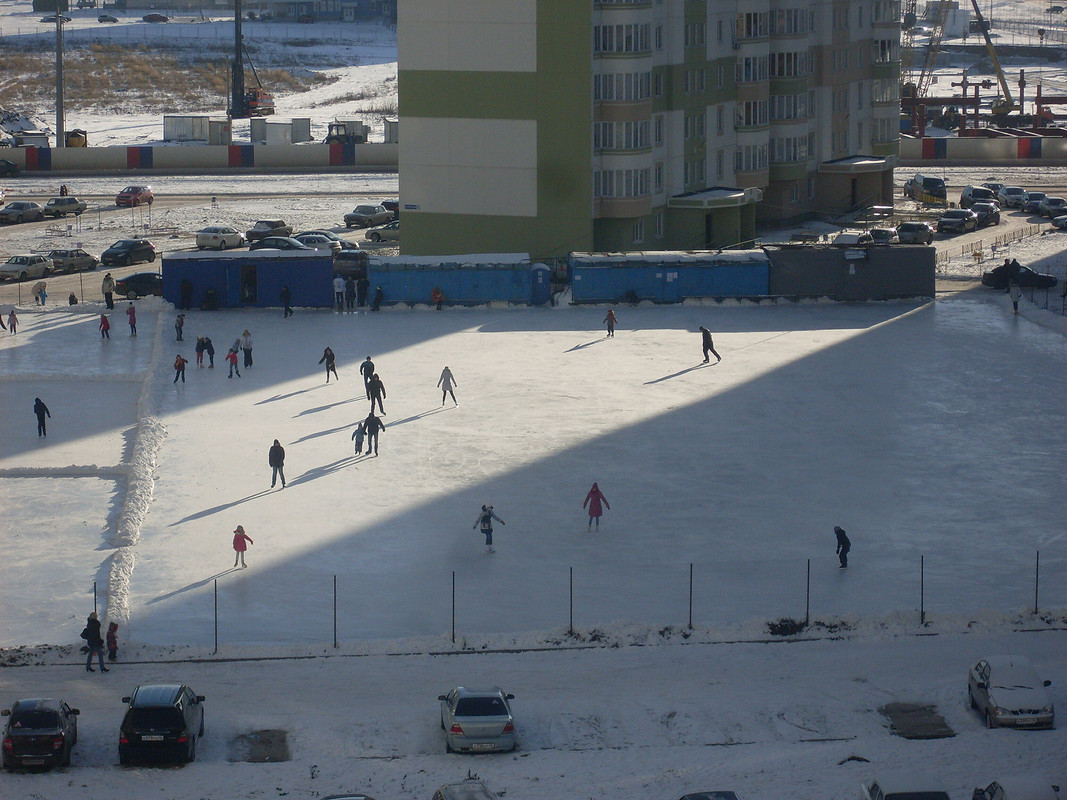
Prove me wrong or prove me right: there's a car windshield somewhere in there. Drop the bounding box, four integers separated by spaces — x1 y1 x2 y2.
121 187 139 194
8 256 29 264
943 211 968 218
10 709 60 729
112 240 137 249
355 206 377 213
128 707 182 729
454 696 508 716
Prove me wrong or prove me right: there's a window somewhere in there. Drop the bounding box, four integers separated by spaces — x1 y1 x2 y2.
770 51 811 78
873 117 897 143
684 68 707 94
873 39 896 63
737 99 767 128
716 105 724 135
594 120 651 151
832 49 850 72
871 79 899 103
683 158 706 186
654 114 664 146
790 183 800 203
654 162 663 191
654 211 664 239
655 25 663 50
717 19 723 41
717 64 725 88
872 1 901 23
593 24 652 54
857 82 864 109
684 21 706 48
832 7 849 31
654 72 663 97
684 112 706 140
716 149 724 178
593 72 652 101
736 11 768 39
632 220 644 244
769 93 811 121
770 135 811 162
770 8 813 35
808 176 816 199
734 143 767 172
594 168 652 198
735 55 768 83
832 88 850 113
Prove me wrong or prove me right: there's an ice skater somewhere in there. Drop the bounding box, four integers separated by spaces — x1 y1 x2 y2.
268 438 286 489
204 336 215 368
363 412 385 456
583 482 610 530
351 420 365 454
1009 282 1021 313
604 308 617 337
81 611 108 672
699 326 721 363
319 346 338 383
280 285 294 318
126 303 137 336
106 622 119 662
173 353 188 383
175 313 185 341
101 272 116 309
225 347 241 378
33 397 51 437
437 366 458 406
360 356 375 398
195 336 207 367
368 373 386 414
7 308 18 334
232 525 253 568
474 504 505 553
834 525 851 569
240 329 254 368
99 313 110 340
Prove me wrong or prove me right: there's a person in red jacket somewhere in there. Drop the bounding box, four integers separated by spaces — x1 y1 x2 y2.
232 525 253 568
99 313 110 340
583 482 610 530
106 622 119 661
225 348 241 378
126 303 137 336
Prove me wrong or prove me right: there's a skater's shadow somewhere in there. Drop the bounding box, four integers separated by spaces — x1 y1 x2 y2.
388 407 447 427
169 489 272 526
146 569 237 604
294 397 359 417
255 384 326 405
644 363 714 384
288 455 361 485
566 338 608 352
291 423 354 444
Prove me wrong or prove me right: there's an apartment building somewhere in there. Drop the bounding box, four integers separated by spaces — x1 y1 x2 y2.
398 0 900 258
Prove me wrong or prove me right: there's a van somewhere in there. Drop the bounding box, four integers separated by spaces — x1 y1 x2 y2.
904 173 947 201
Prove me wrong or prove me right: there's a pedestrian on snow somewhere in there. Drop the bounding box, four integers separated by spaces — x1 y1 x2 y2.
33 281 47 305
363 412 385 456
319 346 338 382
68 292 78 306
372 285 384 311
99 313 110 339
1009 281 1022 313
195 336 207 367
225 348 241 378
699 326 721 363
473 504 505 553
360 356 375 398
204 336 215 368
280 285 294 318
351 420 365 454
432 286 444 310
33 397 51 437
834 525 851 569
175 313 185 341
368 373 386 414
604 308 617 337
356 276 369 307
81 611 107 672
268 438 286 488
126 303 137 337
101 273 116 310
438 366 458 406
173 354 189 383
106 622 119 661
583 482 610 530
345 276 356 311
7 308 18 334
240 329 253 368
232 525 253 568
333 274 346 312
180 279 194 310
0 311 5 330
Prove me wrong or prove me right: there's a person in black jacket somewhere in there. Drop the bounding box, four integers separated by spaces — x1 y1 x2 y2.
280 285 294 318
360 356 375 398
34 397 50 437
82 612 108 672
699 326 721 363
356 276 369 308
372 286 384 311
368 373 386 414
363 412 385 456
318 346 338 383
268 439 286 489
834 526 851 568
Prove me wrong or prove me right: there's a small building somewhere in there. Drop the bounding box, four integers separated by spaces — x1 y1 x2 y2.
368 254 552 307
162 250 336 309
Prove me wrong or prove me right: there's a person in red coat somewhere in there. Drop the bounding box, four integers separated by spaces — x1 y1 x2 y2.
583 482 610 530
232 524 253 568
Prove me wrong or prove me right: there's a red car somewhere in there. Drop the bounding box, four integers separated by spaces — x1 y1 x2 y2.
115 185 154 207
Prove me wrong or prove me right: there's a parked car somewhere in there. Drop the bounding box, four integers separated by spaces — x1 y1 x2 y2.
1051 214 1067 230
248 236 312 251
997 186 1027 208
432 780 496 800
937 208 978 234
114 272 163 299
860 773 952 800
141 13 169 22
0 254 53 281
295 229 360 251
968 655 1055 729
981 181 1006 194
294 233 342 254
972 776 1061 800
115 185 154 207
982 261 1058 290
44 196 87 217
119 684 205 765
366 219 400 243
39 13 71 23
344 204 393 228
870 227 899 244
960 185 998 208
0 158 20 177
904 173 947 201
382 199 400 219
245 219 292 241
47 248 98 272
0 201 45 223
896 220 935 244
1037 196 1067 218
98 13 119 22
101 238 157 267
196 225 246 250
832 230 875 246
971 202 1001 227
439 686 516 753
1022 192 1048 214
2 698 79 770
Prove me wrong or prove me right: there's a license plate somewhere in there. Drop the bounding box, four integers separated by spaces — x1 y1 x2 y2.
141 735 164 742
1016 718 1035 725
21 757 46 765
471 743 495 751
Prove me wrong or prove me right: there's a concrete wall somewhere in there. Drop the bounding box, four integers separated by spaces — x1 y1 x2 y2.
900 135 1067 162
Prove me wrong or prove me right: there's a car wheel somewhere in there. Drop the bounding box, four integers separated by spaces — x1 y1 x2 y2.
216 241 226 251
35 212 44 221
148 252 156 262
147 197 153 205
986 710 997 729
369 232 382 242
445 740 452 753
15 214 23 223
42 267 51 277
61 742 71 767
126 291 137 300
345 222 353 228
18 271 28 281
186 737 197 763
968 687 978 709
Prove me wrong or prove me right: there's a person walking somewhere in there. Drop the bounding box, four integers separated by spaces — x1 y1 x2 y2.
604 308 617 337
583 482 610 530
33 397 51 437
351 420 365 454
699 326 721 363
431 286 444 310
356 275 369 308
7 308 18 334
834 525 851 569
345 276 356 311
195 336 207 367
33 281 47 306
280 285 294 318
81 612 108 672
1009 281 1022 313
319 346 338 383
360 356 375 398
175 313 186 342
372 285 384 311
363 411 385 456
268 438 286 489
368 373 386 414
106 622 119 662
438 366 458 406
101 272 116 310
240 329 254 368
99 313 110 340
473 504 505 553
204 336 216 368
126 303 137 337
232 525 253 568
225 347 241 378
333 274 346 312
173 353 188 383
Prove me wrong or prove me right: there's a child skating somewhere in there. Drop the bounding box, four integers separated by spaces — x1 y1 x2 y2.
474 504 505 553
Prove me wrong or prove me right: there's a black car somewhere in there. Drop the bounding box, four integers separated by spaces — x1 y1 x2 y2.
114 272 163 299
0 158 19 177
971 202 1001 227
119 684 205 765
936 209 978 234
248 236 312 251
981 260 1058 290
2 698 79 770
101 238 156 267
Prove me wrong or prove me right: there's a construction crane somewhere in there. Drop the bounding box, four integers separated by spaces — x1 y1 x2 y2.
230 0 275 119
966 0 1016 115
901 0 952 134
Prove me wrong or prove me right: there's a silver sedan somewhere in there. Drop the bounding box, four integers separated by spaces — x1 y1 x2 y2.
438 686 516 753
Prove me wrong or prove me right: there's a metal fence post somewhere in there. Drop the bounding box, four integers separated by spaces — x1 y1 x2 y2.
920 555 925 626
451 570 455 645
569 566 574 635
93 580 97 616
805 559 810 627
213 579 218 655
333 575 338 649
688 562 693 629
1034 550 1040 615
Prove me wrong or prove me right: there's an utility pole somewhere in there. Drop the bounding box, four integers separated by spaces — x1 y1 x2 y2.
55 9 65 148
231 0 245 117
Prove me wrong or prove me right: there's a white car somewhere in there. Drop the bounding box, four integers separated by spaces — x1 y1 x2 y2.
968 655 1055 729
833 230 874 246
438 686 516 753
861 773 951 800
973 776 1061 800
196 225 246 250
0 254 53 281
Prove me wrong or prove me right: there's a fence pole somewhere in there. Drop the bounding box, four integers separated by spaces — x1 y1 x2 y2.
213 579 218 655
333 574 338 649
451 570 455 645
568 566 574 635
688 562 693 629
920 555 925 626
93 580 97 615
805 559 810 627
1034 550 1040 615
